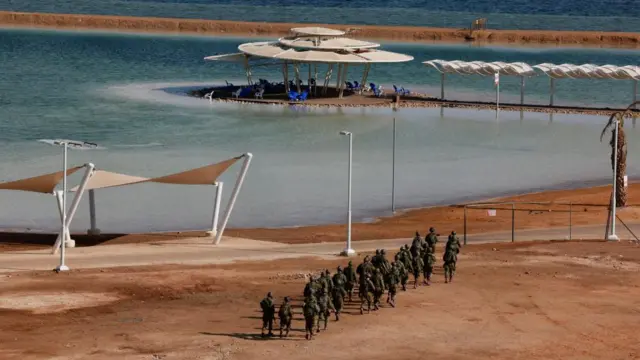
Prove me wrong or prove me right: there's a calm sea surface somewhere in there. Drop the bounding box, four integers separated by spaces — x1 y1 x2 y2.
2 0 640 31
0 28 639 232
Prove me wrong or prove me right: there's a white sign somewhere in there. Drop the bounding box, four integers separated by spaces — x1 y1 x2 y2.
487 209 497 217
494 73 500 86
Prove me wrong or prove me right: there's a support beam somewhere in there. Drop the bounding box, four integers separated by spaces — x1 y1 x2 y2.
308 63 312 94
339 64 349 99
214 153 253 245
314 64 318 96
323 64 334 95
634 80 638 108
361 64 371 92
207 182 223 237
87 189 100 235
52 163 95 254
283 61 289 93
549 77 555 106
294 63 301 93
243 55 252 85
440 73 445 100
520 76 525 105
335 64 343 95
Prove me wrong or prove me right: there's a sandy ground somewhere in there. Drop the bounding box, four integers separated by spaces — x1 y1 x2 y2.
1 240 639 359
2 11 640 48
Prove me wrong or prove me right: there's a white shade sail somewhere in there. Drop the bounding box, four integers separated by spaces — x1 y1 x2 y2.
278 37 380 50
533 63 640 80
423 60 537 77
289 27 346 37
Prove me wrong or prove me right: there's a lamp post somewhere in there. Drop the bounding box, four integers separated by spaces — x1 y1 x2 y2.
339 131 356 256
39 139 99 271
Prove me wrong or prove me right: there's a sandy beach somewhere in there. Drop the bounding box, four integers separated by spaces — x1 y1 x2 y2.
2 11 640 47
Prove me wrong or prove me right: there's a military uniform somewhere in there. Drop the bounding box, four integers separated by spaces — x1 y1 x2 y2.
332 267 347 320
443 231 461 283
395 258 409 291
412 248 424 288
303 295 320 340
372 269 385 310
386 263 399 307
317 287 335 331
343 262 357 302
278 297 293 338
359 273 376 314
410 232 423 259
426 227 439 252
423 245 436 285
260 293 276 337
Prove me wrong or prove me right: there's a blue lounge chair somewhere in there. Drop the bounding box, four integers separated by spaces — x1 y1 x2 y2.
239 87 252 98
370 83 384 97
393 85 410 95
345 81 355 90
298 90 309 101
288 91 299 101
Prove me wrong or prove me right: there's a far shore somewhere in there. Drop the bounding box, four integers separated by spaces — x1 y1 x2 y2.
2 11 640 48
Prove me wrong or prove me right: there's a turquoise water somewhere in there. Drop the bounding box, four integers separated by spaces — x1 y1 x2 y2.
0 28 639 232
4 0 640 31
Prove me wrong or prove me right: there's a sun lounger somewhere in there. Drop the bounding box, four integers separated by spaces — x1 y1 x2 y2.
233 88 242 98
255 88 265 99
298 90 309 101
393 85 410 96
370 83 384 97
288 91 299 101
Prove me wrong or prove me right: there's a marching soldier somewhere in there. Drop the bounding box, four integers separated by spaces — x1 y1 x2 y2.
260 292 276 337
343 261 357 302
278 296 292 338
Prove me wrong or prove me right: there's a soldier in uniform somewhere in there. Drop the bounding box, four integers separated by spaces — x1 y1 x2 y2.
423 244 436 285
278 296 292 338
401 245 413 290
412 246 424 289
426 227 439 252
260 292 276 337
303 291 320 340
317 286 334 331
304 275 317 299
372 268 385 310
443 231 461 283
410 231 423 259
332 266 347 320
359 272 376 314
321 269 333 299
395 256 409 291
343 261 357 302
386 262 399 307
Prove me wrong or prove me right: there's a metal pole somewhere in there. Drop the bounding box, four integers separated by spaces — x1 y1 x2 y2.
609 120 620 241
391 117 396 213
57 142 69 272
208 182 223 237
520 76 525 105
463 205 467 245
215 154 253 245
511 202 515 242
440 73 445 100
549 77 555 106
88 189 99 235
634 80 638 108
569 202 572 240
496 75 500 119
346 133 354 255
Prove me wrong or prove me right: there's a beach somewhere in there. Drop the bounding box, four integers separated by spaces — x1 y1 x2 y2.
2 11 640 47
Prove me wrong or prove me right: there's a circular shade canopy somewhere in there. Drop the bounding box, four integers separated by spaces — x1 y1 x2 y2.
289 27 346 37
278 37 380 50
237 41 413 64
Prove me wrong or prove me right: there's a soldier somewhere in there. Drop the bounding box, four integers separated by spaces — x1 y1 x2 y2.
332 266 347 320
426 227 439 252
395 256 409 291
278 296 293 338
443 231 461 283
317 286 334 331
401 245 413 289
359 272 376 314
412 247 424 289
423 245 436 285
410 231 423 259
321 269 333 298
304 275 317 299
372 268 385 310
260 292 276 337
386 262 399 307
343 261 357 302
380 249 391 275
372 249 381 268
357 256 375 281
303 291 320 340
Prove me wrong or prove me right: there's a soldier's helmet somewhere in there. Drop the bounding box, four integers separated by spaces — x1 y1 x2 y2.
403 244 409 250
415 231 420 237
375 249 381 255
267 291 273 298
429 227 435 232
364 255 371 262
337 266 343 272
348 260 353 266
284 296 290 302
381 249 386 255
452 231 456 235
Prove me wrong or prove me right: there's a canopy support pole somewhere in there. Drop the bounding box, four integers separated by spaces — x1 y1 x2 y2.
243 56 252 85
520 76 525 105
308 63 312 95
440 73 445 100
214 153 253 245
87 189 100 235
339 64 349 99
634 80 638 108
335 64 343 96
207 181 223 237
283 61 289 93
361 64 371 92
52 163 95 254
314 64 318 96
549 77 555 106
323 64 333 95
294 63 301 93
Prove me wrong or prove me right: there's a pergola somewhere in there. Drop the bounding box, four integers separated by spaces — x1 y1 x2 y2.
0 153 252 250
424 60 640 106
205 27 414 99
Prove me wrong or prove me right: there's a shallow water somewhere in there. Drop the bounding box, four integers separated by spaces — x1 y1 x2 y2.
0 28 638 233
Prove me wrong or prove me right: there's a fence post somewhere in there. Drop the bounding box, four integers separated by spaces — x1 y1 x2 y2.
511 203 515 242
463 205 467 245
569 202 572 241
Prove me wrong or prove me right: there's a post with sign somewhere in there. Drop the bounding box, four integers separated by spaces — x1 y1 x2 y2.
494 72 500 119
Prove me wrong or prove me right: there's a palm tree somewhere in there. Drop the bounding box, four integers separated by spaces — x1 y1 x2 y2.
600 101 640 207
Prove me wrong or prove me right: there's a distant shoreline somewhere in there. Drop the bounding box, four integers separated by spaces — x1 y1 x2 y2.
1 11 640 48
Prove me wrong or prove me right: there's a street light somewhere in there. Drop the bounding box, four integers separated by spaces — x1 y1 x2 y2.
339 131 356 256
39 139 100 271
608 120 620 241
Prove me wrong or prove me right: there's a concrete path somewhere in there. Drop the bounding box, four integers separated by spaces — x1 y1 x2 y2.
0 224 637 274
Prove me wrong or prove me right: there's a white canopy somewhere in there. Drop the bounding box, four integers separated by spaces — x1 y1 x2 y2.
290 27 345 37
423 60 537 77
278 37 380 50
533 63 640 80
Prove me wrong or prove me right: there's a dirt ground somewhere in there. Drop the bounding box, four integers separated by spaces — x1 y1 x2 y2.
1 240 639 360
2 11 640 48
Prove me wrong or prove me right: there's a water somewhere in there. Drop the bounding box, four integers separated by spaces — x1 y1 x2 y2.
3 0 640 32
0 28 639 233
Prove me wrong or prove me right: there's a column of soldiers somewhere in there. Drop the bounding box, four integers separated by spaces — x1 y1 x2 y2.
260 228 462 340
